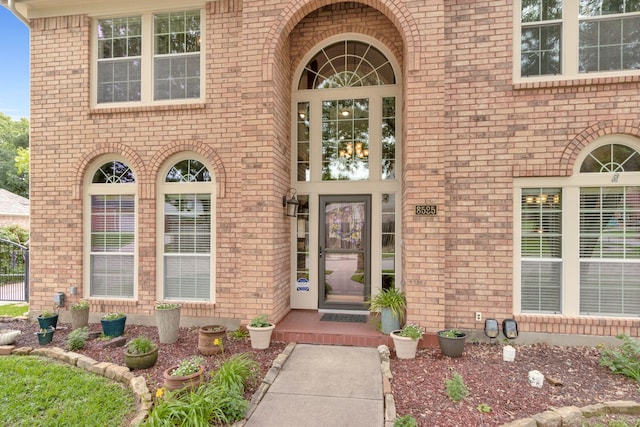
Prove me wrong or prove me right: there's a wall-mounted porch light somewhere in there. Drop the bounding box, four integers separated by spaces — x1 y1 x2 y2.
484 318 499 339
283 188 299 218
502 318 518 339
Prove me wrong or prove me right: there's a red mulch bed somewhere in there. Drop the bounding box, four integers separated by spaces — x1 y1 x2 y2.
391 343 640 426
3 318 640 426
2 319 286 397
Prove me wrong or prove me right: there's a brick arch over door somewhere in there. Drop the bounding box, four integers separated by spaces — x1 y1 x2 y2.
149 142 227 199
261 0 420 81
291 24 404 76
560 120 640 175
74 143 146 200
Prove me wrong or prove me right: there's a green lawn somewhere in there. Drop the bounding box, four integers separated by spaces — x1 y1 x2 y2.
0 356 135 427
0 303 28 317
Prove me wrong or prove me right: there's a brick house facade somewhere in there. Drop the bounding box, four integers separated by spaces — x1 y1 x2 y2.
9 0 640 339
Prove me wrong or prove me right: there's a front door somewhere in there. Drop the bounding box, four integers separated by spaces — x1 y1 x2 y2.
319 195 371 310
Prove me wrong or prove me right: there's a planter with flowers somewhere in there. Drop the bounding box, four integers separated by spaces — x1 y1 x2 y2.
162 356 205 391
247 314 275 350
155 303 181 344
367 287 406 334
70 300 90 330
101 312 127 337
390 324 423 359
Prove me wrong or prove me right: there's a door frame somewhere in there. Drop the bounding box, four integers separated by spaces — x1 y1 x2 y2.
318 194 371 311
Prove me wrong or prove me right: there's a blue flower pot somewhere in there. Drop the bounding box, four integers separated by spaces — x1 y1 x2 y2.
101 316 126 337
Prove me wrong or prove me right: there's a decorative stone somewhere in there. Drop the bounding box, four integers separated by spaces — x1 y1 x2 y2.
503 345 516 362
528 370 544 388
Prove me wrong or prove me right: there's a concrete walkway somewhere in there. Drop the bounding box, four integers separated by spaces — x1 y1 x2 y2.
245 344 385 427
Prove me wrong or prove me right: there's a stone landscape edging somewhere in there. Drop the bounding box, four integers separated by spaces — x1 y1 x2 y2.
499 400 640 427
0 344 151 426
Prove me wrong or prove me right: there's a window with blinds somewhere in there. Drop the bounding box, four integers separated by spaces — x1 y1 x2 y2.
163 159 212 301
520 188 562 313
579 186 640 315
89 161 136 298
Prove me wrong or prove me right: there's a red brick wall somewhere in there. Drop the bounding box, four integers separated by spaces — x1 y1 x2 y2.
27 0 640 337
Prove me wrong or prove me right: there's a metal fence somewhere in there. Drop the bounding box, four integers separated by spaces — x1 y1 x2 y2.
0 238 29 302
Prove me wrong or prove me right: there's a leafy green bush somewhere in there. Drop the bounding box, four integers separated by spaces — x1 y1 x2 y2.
211 353 260 393
599 334 640 382
445 371 469 403
394 414 418 427
67 327 89 351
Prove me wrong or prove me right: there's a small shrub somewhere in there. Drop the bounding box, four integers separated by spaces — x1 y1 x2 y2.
67 327 89 351
397 324 423 339
229 328 249 340
211 353 260 393
445 371 469 403
70 300 89 310
126 337 156 355
249 314 271 328
599 334 640 382
394 414 418 427
102 312 125 320
477 403 491 413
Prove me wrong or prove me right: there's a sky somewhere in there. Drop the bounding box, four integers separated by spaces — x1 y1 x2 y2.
0 6 30 121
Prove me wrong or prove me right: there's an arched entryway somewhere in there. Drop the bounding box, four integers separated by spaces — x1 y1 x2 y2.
289 27 403 313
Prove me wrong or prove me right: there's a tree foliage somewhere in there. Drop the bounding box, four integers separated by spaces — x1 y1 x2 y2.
0 113 29 198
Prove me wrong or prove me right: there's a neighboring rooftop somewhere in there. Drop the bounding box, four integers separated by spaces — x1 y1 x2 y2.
0 189 29 216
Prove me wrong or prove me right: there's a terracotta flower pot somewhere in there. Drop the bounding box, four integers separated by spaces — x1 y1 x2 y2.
197 325 227 355
162 365 204 391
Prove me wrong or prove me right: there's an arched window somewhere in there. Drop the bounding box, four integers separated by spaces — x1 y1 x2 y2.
86 160 136 298
159 157 214 302
516 137 640 317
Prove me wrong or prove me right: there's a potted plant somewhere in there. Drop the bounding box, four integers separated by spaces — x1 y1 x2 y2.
197 324 227 355
390 324 423 359
247 314 276 350
155 302 181 344
162 356 205 391
124 337 159 370
367 287 406 334
70 300 90 330
37 309 59 330
100 312 127 337
36 327 55 345
437 329 467 358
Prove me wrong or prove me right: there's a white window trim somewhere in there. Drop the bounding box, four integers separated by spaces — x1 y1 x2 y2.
513 0 640 84
156 152 216 303
513 135 640 316
90 7 206 110
83 155 138 300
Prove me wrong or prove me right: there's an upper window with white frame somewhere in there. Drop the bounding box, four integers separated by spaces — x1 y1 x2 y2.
96 9 202 105
518 0 640 79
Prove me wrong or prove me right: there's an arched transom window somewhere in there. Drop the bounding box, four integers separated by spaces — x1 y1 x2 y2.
298 40 396 90
580 143 640 173
160 157 214 302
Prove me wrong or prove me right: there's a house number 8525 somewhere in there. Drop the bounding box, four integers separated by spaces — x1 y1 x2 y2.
415 205 437 216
